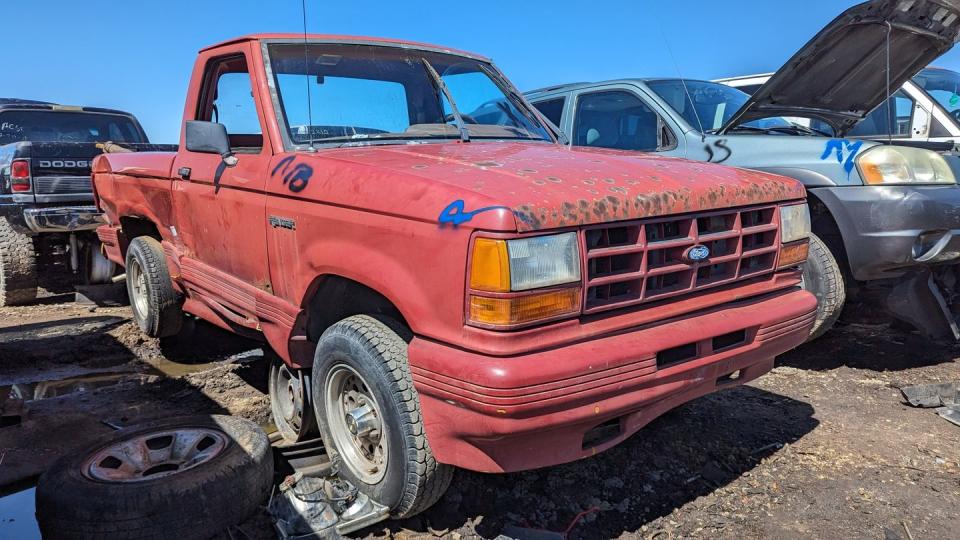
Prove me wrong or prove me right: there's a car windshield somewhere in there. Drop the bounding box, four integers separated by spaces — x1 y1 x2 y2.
0 111 144 145
266 43 553 147
913 68 960 117
645 80 793 133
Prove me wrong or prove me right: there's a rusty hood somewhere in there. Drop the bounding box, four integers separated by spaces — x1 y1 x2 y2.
721 0 960 136
307 142 804 232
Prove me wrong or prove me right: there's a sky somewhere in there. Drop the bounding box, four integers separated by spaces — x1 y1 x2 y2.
5 0 960 144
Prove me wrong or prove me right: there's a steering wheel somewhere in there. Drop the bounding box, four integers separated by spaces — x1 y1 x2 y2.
443 113 479 125
950 109 960 123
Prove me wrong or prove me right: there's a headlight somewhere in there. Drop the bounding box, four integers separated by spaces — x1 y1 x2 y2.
780 203 811 244
777 203 811 270
470 232 581 292
468 232 582 328
857 146 956 185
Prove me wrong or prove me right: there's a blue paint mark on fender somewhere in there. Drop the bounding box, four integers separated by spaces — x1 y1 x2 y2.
820 139 864 177
438 199 516 226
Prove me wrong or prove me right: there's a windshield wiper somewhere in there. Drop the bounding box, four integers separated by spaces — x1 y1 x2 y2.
730 125 801 136
420 59 470 143
478 64 562 144
729 123 831 137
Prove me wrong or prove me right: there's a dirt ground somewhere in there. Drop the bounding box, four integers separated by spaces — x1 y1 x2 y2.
1 287 958 539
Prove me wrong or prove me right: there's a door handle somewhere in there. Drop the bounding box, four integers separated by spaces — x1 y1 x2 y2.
178 167 192 180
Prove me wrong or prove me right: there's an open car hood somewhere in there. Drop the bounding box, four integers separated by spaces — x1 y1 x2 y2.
720 0 960 136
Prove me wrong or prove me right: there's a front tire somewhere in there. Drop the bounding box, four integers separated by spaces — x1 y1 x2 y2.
312 315 452 518
802 233 846 341
125 236 183 338
0 216 37 306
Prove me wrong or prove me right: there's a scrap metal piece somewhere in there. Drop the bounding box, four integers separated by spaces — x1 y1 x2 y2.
936 406 960 428
269 474 340 540
886 269 960 341
900 382 960 408
267 472 390 539
335 492 389 535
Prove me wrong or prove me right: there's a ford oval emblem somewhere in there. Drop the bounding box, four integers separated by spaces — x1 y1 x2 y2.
685 245 710 262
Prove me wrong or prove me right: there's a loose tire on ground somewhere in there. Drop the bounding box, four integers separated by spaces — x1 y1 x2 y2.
125 236 183 337
312 315 453 518
0 216 37 306
35 415 273 540
802 233 846 341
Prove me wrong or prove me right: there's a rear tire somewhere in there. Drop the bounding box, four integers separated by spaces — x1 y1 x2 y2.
36 415 273 540
0 216 37 306
802 233 846 341
125 236 183 338
312 315 453 518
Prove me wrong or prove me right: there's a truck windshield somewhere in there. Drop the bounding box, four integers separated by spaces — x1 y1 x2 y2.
266 43 553 147
0 110 144 145
645 80 793 133
913 68 960 118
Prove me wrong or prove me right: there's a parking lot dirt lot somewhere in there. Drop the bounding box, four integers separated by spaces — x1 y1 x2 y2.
1 292 959 539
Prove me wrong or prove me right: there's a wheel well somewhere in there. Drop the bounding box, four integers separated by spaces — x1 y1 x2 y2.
118 217 162 258
807 192 855 286
120 217 162 241
302 275 409 344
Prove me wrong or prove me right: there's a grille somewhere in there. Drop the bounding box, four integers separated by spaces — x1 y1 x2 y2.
583 204 780 314
33 176 92 195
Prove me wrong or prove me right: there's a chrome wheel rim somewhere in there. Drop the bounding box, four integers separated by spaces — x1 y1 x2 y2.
129 259 149 320
83 427 227 483
272 362 306 436
324 365 387 484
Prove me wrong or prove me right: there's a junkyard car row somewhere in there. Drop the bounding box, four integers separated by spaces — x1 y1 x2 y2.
1 0 960 537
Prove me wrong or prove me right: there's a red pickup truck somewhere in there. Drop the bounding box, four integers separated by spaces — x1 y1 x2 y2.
92 34 817 517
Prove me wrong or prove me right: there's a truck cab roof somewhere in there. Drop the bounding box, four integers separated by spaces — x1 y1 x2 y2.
200 33 491 62
0 99 136 118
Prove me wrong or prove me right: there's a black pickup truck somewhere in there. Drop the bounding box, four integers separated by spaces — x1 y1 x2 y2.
0 99 176 305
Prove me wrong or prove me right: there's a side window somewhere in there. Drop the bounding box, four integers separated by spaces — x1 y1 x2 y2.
848 91 914 138
533 97 565 128
197 55 263 151
573 90 673 152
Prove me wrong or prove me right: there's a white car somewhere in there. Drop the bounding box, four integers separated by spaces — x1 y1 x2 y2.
717 68 960 146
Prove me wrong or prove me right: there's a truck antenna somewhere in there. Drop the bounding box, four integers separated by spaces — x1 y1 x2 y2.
301 0 315 151
885 21 893 145
659 26 705 142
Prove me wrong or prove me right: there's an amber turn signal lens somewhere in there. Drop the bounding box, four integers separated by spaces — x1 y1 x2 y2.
778 240 810 269
470 238 510 292
469 288 581 327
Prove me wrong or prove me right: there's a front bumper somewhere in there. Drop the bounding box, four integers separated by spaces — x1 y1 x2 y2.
810 185 960 281
409 287 816 473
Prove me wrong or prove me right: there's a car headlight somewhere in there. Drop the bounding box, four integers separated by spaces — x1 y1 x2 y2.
468 232 581 328
857 146 956 185
780 203 811 244
778 203 811 270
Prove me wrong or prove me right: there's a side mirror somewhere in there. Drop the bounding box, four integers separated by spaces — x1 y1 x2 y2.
185 121 238 167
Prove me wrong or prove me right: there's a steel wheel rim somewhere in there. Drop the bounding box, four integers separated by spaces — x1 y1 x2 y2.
83 427 228 483
324 364 387 484
129 259 149 320
273 362 306 434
